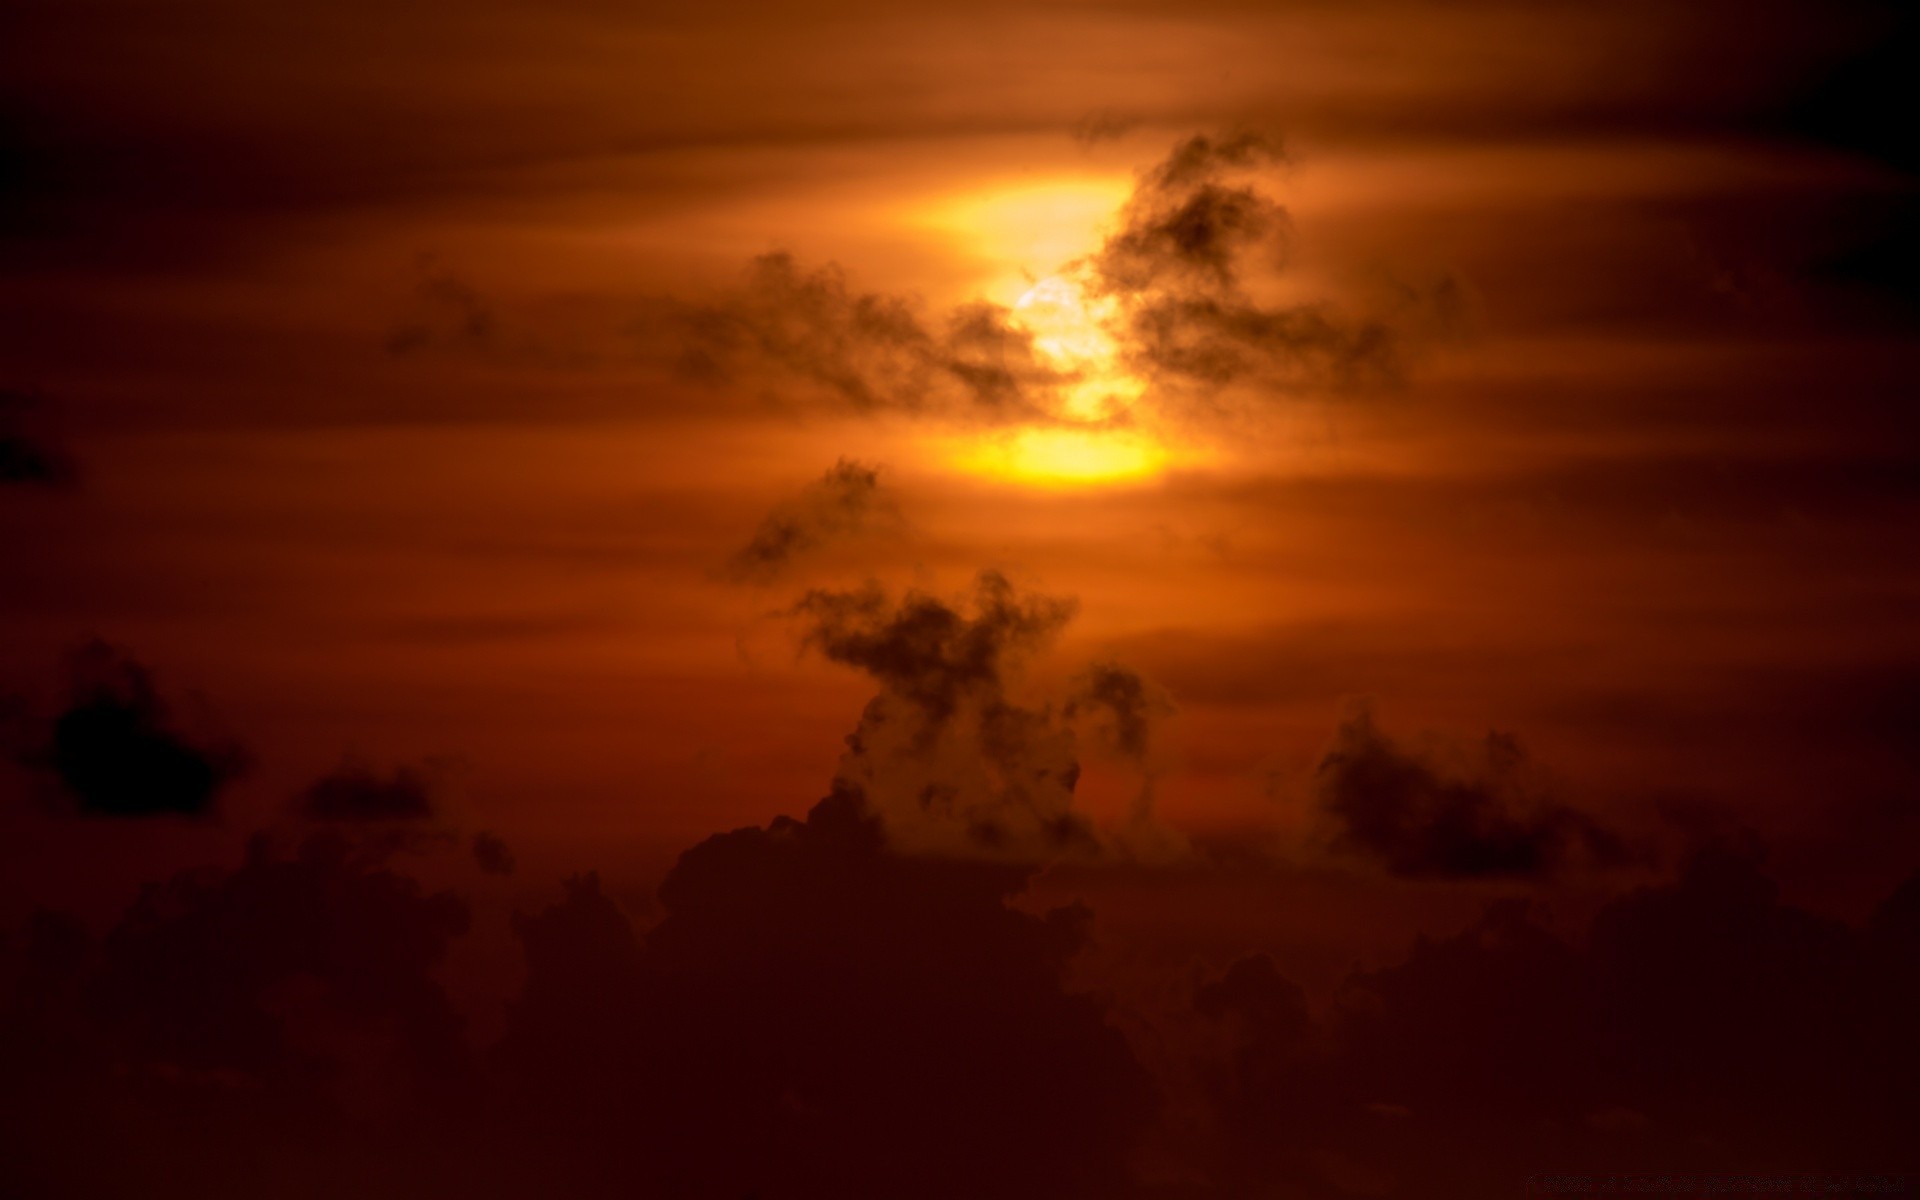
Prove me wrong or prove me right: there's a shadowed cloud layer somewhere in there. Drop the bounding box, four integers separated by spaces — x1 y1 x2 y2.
647 132 1452 429
25 643 244 818
793 572 1100 856
722 458 898 583
1314 704 1625 878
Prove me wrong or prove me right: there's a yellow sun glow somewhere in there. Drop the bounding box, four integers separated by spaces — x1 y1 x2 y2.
906 176 1132 301
910 177 1185 487
948 428 1170 487
1010 273 1145 424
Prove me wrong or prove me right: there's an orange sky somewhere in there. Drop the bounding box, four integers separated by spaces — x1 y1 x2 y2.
1 2 1917 1195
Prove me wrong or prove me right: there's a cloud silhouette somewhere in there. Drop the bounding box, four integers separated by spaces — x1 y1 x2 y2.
471 830 516 875
29 641 244 817
297 761 436 822
1086 131 1443 396
0 389 75 488
795 570 1075 726
655 252 1052 418
1066 660 1172 762
1313 703 1624 878
0 832 475 1196
792 572 1103 856
497 787 1156 1199
643 131 1455 427
722 458 898 583
1193 850 1920 1195
383 255 499 356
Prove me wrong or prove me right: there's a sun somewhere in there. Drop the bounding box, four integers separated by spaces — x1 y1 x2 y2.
1010 273 1145 425
937 271 1179 488
909 178 1188 487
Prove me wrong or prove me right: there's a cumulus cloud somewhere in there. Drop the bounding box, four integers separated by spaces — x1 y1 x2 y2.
1191 850 1920 1194
297 760 436 822
1312 703 1624 878
28 641 245 817
0 832 474 1196
791 571 1103 856
721 457 899 583
791 575 1182 860
472 830 516 875
496 788 1155 1199
796 569 1075 724
5 678 1914 1199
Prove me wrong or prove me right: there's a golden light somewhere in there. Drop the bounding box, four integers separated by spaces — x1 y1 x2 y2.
908 175 1181 487
1010 273 1146 424
946 428 1171 487
905 176 1133 301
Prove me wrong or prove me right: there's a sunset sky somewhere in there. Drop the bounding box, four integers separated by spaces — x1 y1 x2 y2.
2 1 1917 1196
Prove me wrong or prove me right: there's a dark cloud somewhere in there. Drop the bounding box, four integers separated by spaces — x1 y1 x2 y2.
1096 131 1289 293
384 255 498 356
0 389 74 487
793 575 1184 860
1194 951 1310 1044
1313 703 1624 878
1066 661 1171 762
472 829 516 875
654 252 1051 419
298 760 436 822
0 832 474 1197
1088 131 1453 397
793 572 1102 856
722 457 897 583
93 831 471 1083
29 641 244 817
1069 109 1142 145
648 133 1456 428
1193 851 1920 1195
496 787 1156 1199
795 570 1075 726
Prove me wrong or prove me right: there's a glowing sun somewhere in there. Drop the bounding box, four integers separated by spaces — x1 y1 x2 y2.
1010 273 1145 425
912 179 1195 487
933 272 1180 488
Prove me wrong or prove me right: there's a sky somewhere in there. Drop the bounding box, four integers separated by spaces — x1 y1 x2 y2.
1 1 1917 1196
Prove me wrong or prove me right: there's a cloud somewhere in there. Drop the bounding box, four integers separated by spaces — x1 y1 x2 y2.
497 788 1156 1199
384 255 499 356
1066 661 1173 762
653 252 1052 419
1069 109 1142 145
791 572 1105 857
791 575 1183 861
1095 131 1289 293
1087 131 1453 397
721 457 899 583
0 832 474 1196
795 569 1075 725
28 641 245 817
472 830 516 875
297 760 436 821
0 389 75 488
1192 850 1920 1194
94 831 472 1081
1312 703 1624 878
643 131 1458 427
